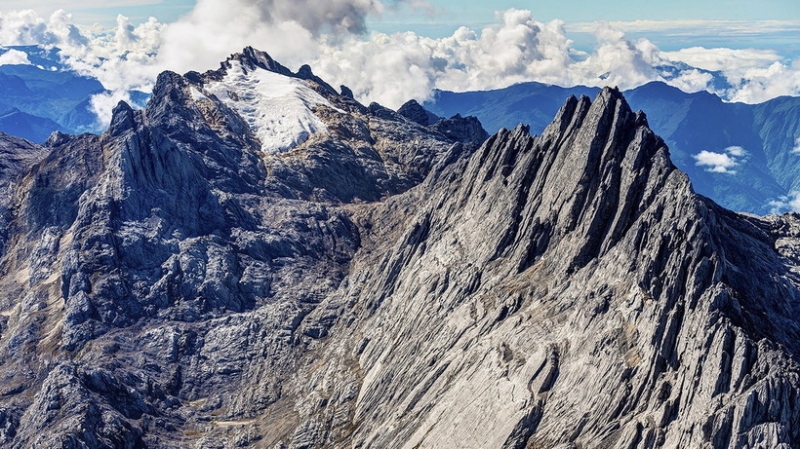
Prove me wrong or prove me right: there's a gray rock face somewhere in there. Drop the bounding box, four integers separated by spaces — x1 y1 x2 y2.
397 99 439 126
0 49 799 449
0 132 49 257
430 112 490 143
293 90 800 449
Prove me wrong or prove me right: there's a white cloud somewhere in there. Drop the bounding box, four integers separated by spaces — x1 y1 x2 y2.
154 0 387 75
692 146 747 173
568 19 800 36
725 60 800 104
0 48 31 65
568 22 659 90
656 47 782 73
768 191 800 214
311 11 583 106
693 150 739 173
792 137 800 154
0 9 56 46
88 90 135 128
725 146 747 157
0 10 166 127
665 69 714 93
0 5 799 127
660 46 800 103
155 0 320 77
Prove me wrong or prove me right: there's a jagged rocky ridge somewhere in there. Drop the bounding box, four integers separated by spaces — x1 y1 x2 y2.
0 47 798 448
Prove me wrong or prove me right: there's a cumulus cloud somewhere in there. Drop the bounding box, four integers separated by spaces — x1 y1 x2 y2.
693 146 747 174
725 146 747 157
309 13 672 106
0 48 31 65
725 60 800 104
768 191 800 214
0 9 164 128
661 47 800 103
0 4 799 127
310 10 583 106
666 69 714 94
793 137 800 154
694 151 738 173
569 22 658 89
662 47 782 72
155 0 319 77
0 9 57 46
248 0 383 36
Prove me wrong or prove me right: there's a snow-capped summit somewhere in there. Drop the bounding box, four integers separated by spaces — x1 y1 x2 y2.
201 58 333 154
185 48 337 154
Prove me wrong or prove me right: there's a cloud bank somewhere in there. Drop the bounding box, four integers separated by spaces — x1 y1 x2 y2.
0 3 799 127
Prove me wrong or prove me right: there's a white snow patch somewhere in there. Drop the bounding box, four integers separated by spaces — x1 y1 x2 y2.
189 86 209 102
204 61 331 153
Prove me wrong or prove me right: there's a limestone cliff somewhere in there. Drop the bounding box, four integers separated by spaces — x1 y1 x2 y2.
0 48 797 449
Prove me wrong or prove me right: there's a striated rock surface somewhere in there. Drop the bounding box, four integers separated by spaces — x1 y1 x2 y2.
286 89 800 449
0 48 799 449
0 132 49 257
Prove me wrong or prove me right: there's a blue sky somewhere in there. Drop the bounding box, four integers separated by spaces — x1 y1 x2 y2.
9 1 800 36
420 0 799 22
1 0 195 25
14 0 800 23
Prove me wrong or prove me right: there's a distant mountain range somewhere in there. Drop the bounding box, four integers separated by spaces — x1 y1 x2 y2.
2 45 800 214
425 82 800 215
0 46 148 143
0 47 103 142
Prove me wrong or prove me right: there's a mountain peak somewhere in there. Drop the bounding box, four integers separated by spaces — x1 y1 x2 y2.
455 88 679 276
397 99 436 126
160 48 488 155
223 46 293 76
108 100 135 136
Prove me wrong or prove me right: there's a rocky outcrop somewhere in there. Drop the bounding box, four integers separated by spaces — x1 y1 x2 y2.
0 49 799 449
397 99 439 126
0 132 49 256
285 88 800 448
396 99 489 143
430 112 490 143
0 48 486 448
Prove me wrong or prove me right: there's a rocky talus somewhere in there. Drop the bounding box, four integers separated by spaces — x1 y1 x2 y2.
0 48 798 449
